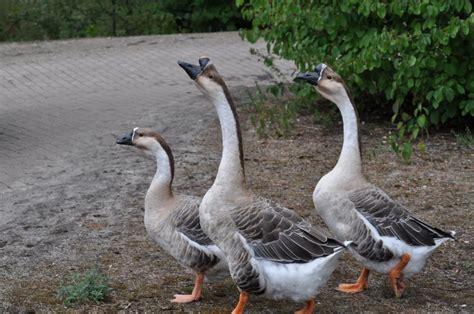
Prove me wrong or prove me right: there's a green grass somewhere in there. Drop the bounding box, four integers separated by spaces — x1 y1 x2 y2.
56 269 111 307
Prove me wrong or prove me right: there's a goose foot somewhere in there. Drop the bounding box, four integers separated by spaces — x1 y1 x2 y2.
171 294 201 303
336 267 370 294
389 254 410 298
295 299 316 314
231 292 249 314
170 272 204 303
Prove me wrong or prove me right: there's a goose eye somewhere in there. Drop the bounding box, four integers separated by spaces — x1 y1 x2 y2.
138 133 143 137
327 75 333 80
208 74 214 79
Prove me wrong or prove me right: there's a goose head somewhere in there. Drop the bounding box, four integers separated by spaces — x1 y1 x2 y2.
295 63 349 104
178 56 228 100
116 127 172 156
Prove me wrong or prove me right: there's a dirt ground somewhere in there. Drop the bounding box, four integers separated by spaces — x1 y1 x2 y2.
1 89 473 313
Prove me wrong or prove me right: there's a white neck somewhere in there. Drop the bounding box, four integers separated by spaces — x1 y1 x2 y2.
332 90 363 175
209 90 246 191
144 144 174 211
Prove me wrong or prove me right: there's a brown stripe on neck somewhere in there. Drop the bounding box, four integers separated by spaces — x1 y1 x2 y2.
152 133 175 188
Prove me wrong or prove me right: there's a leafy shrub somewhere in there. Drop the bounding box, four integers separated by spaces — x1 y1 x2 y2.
0 0 245 42
56 270 111 307
238 0 473 161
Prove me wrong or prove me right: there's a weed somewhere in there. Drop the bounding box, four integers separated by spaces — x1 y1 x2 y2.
56 269 111 307
453 127 473 148
247 82 296 137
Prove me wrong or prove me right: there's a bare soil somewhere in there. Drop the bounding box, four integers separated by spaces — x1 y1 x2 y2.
1 91 472 313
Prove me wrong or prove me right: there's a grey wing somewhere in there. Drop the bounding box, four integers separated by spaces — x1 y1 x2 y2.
171 196 220 272
350 187 454 247
231 196 343 264
173 196 213 246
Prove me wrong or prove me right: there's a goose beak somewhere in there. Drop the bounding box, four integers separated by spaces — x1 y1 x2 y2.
294 71 320 85
178 61 202 80
116 131 134 146
295 63 327 85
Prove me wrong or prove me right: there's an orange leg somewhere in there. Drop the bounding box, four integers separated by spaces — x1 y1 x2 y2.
389 254 411 298
171 272 204 303
295 299 316 314
231 292 249 314
336 267 370 294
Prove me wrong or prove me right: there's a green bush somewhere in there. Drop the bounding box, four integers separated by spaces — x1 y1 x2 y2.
56 270 111 307
0 0 245 42
238 0 473 161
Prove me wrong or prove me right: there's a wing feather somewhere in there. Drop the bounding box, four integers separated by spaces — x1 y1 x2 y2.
231 195 342 264
350 187 454 247
173 196 214 246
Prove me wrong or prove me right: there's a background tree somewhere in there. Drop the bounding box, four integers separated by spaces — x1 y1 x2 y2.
238 0 473 160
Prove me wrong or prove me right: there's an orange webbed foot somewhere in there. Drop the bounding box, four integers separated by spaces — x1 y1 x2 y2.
170 294 201 303
336 267 370 294
389 254 410 298
231 292 249 314
336 282 367 294
170 272 204 303
295 299 316 314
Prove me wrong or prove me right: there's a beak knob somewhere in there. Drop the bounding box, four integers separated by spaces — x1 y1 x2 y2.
199 56 210 68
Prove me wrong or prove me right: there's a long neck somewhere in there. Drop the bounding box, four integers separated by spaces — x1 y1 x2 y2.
332 91 363 175
209 88 246 190
145 146 174 210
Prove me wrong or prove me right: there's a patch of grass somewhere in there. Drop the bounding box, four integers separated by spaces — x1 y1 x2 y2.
56 269 111 307
453 127 473 148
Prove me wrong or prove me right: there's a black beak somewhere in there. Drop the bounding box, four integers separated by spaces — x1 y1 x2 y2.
178 61 202 80
116 131 133 146
294 71 320 86
294 63 326 86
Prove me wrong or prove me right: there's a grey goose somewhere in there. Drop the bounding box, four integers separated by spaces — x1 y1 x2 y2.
296 64 455 297
179 57 345 314
116 128 228 303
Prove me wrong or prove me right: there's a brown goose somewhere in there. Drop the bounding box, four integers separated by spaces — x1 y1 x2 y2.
116 128 228 303
178 57 345 314
296 64 455 297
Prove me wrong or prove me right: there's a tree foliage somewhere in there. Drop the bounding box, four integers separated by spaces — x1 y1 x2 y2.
238 0 473 160
0 0 246 41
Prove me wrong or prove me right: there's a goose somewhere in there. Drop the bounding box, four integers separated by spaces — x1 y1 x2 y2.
296 64 455 298
116 128 228 303
178 57 345 314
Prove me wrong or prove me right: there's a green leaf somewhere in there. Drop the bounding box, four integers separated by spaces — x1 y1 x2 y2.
455 0 465 11
402 142 413 162
417 114 427 128
377 5 387 18
443 86 455 102
402 112 411 121
465 0 472 13
456 84 465 94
